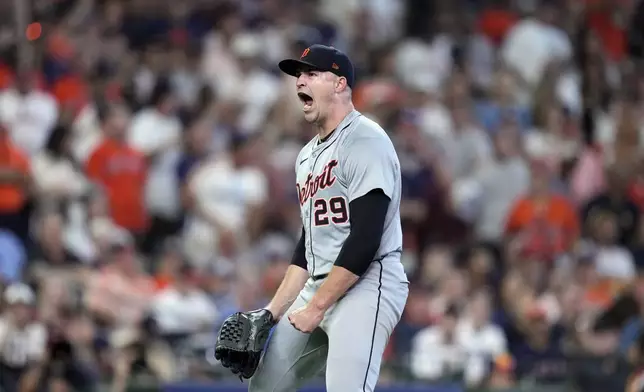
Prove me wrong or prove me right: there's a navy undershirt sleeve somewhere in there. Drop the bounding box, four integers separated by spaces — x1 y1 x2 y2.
290 227 307 270
334 189 390 276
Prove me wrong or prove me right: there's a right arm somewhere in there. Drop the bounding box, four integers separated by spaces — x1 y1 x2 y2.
265 227 309 321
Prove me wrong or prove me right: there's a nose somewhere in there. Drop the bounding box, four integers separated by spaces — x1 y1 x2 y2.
296 74 306 88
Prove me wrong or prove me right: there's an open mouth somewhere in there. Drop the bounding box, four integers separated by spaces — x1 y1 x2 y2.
298 92 314 111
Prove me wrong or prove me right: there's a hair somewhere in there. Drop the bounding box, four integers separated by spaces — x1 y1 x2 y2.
178 110 200 130
148 76 173 108
327 72 352 101
444 303 460 319
96 99 112 125
96 100 128 126
44 124 70 158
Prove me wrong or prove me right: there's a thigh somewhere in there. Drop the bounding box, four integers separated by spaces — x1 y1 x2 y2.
249 295 328 392
324 263 409 392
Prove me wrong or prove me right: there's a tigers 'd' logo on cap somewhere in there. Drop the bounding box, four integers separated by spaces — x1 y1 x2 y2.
300 48 310 58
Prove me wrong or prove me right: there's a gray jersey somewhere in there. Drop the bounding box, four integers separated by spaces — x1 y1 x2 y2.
295 110 403 277
250 110 409 392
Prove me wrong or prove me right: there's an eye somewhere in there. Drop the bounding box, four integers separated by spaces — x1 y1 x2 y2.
307 71 318 77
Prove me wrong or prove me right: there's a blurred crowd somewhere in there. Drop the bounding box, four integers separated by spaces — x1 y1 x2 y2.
3 0 644 391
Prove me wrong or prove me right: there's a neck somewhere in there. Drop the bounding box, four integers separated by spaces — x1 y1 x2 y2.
316 103 354 139
107 134 124 144
44 241 64 257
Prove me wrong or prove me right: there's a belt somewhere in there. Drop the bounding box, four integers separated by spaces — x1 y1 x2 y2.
312 273 328 281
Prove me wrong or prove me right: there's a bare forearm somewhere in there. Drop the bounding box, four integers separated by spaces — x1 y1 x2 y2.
309 266 358 313
266 265 309 321
246 205 265 241
18 365 45 392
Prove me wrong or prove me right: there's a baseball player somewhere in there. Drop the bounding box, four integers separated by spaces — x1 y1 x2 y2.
215 45 409 391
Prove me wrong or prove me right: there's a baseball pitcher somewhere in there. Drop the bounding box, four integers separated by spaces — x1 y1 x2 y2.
215 44 409 392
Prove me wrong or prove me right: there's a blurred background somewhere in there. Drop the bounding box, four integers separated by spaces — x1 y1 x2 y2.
2 0 644 391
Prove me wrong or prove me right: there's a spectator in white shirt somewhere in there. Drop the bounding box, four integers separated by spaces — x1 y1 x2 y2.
457 289 508 387
501 0 572 89
0 71 58 156
128 78 183 254
201 3 244 100
229 33 281 134
184 132 268 269
31 124 89 214
152 263 218 337
411 304 464 382
412 292 507 386
588 212 636 282
0 283 47 392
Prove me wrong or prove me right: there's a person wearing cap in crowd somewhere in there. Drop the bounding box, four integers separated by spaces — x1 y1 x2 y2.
0 283 47 392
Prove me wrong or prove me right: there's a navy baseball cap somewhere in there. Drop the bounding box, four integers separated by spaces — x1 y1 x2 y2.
278 44 355 88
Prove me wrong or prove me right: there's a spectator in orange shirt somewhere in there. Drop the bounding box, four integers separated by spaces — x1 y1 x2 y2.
85 102 148 240
0 123 33 245
477 3 518 46
505 160 580 260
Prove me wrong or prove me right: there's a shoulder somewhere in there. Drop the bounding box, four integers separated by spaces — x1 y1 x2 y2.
27 322 47 337
127 144 146 159
484 324 507 341
9 143 29 164
551 194 576 208
344 115 389 141
239 166 267 185
34 90 57 106
154 288 178 302
413 326 442 344
509 197 530 210
190 156 228 182
130 110 155 127
90 140 112 155
340 115 395 155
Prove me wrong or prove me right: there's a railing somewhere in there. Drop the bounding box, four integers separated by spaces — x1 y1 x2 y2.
115 353 632 392
163 383 463 392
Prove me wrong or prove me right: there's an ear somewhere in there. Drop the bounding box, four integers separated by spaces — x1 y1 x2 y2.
335 76 348 93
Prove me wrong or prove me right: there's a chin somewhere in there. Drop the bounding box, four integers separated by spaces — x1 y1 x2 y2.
303 111 318 123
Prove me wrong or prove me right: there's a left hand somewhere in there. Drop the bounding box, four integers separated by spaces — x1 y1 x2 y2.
288 304 324 333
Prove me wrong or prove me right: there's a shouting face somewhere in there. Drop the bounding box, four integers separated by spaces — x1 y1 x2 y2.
295 69 338 125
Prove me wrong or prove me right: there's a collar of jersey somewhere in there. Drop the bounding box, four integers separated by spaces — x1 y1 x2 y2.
313 110 361 149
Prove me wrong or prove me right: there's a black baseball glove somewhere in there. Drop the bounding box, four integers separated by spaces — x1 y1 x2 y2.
215 309 276 380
